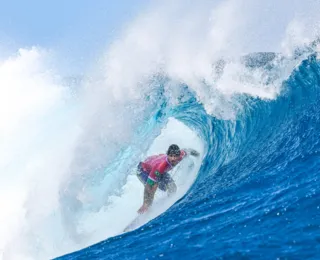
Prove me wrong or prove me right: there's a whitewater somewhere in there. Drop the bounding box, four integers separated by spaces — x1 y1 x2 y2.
1 0 320 259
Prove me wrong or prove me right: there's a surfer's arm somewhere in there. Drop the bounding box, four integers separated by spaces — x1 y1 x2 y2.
144 182 158 206
138 166 161 214
183 148 200 157
138 183 158 214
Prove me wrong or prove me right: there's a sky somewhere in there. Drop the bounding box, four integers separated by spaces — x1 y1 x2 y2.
1 0 320 75
0 0 150 74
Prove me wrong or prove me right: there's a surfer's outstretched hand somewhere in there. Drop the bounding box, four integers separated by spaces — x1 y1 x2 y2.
184 148 200 157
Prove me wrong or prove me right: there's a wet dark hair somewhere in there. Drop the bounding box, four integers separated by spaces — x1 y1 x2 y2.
167 144 181 156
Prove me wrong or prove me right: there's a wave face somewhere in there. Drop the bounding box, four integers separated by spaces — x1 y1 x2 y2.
2 1 320 260
55 51 320 259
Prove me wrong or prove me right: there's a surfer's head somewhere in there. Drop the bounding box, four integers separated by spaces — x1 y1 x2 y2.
167 144 181 166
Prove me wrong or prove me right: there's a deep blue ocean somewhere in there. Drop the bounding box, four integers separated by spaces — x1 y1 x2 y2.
54 47 320 260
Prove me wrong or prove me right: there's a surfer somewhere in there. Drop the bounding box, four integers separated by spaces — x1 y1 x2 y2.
136 144 199 214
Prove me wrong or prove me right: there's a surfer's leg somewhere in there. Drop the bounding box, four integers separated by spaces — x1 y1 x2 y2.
159 173 176 194
136 163 148 185
167 181 177 195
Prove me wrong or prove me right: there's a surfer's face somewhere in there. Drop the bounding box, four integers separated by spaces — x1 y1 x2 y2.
168 154 180 166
